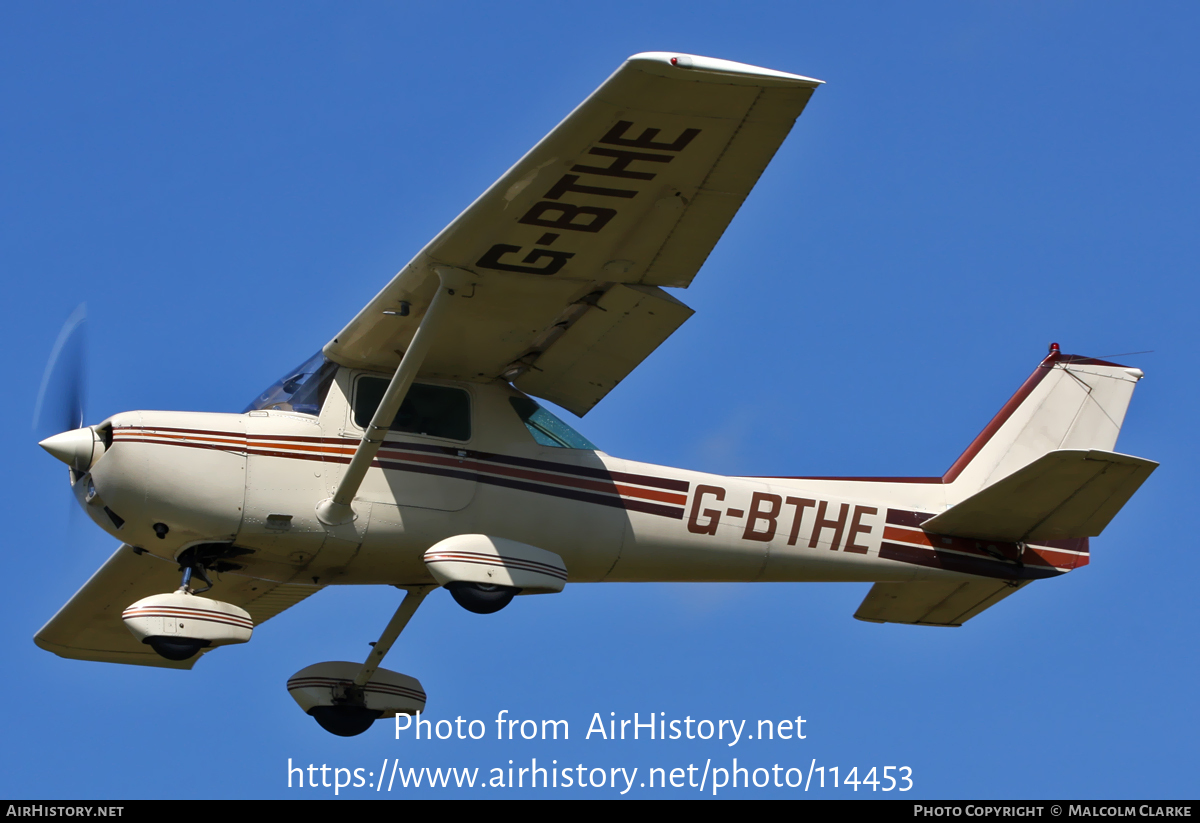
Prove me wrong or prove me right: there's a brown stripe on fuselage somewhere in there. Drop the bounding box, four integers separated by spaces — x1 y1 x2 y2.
882 525 1081 570
115 430 687 520
883 502 1090 567
878 504 1089 578
758 476 944 483
116 425 689 493
384 439 690 492
114 435 246 455
399 459 687 519
885 509 937 527
377 447 688 505
878 541 1062 580
253 444 688 518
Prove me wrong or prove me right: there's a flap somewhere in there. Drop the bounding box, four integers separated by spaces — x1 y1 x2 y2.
512 283 693 415
924 449 1158 542
323 52 820 414
35 544 322 669
854 579 1030 627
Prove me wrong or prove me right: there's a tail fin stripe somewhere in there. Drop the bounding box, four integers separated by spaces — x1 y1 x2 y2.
942 353 1058 484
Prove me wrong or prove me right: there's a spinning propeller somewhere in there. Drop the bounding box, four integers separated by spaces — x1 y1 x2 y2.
34 304 94 471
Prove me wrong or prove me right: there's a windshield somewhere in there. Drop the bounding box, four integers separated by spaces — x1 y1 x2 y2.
510 396 597 449
244 352 338 416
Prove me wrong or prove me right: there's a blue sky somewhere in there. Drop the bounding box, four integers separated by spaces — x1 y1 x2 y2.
4 1 1198 798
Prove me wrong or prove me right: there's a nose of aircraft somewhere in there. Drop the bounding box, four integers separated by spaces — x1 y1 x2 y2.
39 427 96 470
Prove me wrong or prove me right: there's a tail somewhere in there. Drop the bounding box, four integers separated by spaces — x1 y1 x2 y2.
942 344 1147 504
853 345 1156 628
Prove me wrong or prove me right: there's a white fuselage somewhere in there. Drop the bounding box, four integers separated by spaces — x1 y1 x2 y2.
78 367 1080 591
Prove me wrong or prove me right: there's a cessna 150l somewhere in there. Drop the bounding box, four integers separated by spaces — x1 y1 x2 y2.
36 53 1156 736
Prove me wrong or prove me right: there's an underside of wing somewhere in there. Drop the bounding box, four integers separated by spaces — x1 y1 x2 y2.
854 579 1031 627
35 545 322 669
325 53 821 415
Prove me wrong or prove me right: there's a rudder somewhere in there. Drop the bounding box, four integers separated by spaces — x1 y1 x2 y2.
943 345 1145 504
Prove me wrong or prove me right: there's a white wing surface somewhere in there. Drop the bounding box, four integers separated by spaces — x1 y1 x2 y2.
324 52 822 415
35 544 322 669
923 449 1157 542
854 579 1031 627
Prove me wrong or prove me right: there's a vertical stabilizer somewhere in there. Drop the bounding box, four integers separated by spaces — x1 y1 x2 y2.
943 347 1144 504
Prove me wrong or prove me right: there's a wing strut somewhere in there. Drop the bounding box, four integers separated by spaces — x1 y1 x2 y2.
316 266 473 526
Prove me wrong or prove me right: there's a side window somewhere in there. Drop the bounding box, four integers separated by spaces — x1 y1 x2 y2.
509 396 596 449
354 378 471 441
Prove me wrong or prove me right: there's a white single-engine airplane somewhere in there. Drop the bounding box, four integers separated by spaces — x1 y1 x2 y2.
36 53 1156 736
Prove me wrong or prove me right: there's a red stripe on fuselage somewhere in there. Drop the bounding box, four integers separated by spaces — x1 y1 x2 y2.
111 426 689 517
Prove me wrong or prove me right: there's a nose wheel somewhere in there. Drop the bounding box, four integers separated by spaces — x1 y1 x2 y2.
121 551 255 663
138 553 218 660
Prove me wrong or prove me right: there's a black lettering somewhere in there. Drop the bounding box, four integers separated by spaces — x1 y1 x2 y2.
743 493 782 542
599 120 701 152
844 506 878 554
809 501 849 551
687 485 725 535
571 147 673 180
784 497 816 546
518 201 617 233
544 174 638 200
476 244 574 275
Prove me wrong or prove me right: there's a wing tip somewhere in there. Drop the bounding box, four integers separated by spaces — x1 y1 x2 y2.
33 634 200 670
626 52 824 86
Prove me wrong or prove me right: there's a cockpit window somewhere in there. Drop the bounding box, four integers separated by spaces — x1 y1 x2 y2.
244 352 337 416
354 378 471 441
509 396 596 450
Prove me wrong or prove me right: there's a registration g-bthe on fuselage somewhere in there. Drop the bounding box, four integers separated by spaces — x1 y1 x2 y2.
35 53 1156 737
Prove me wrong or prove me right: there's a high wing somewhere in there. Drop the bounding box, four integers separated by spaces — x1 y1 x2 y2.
324 52 822 416
35 545 322 669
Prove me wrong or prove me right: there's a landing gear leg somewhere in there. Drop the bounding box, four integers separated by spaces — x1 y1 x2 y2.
144 555 217 661
353 585 433 689
305 585 433 737
127 550 254 663
175 557 213 595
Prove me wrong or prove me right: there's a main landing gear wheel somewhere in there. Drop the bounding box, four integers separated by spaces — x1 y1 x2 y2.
447 582 520 614
146 636 207 661
308 705 384 737
288 589 432 737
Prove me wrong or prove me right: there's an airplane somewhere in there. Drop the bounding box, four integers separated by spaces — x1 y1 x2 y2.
34 52 1157 737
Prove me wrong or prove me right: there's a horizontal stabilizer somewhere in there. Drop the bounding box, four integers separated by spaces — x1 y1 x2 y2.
854 579 1030 627
923 449 1157 542
36 545 321 669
